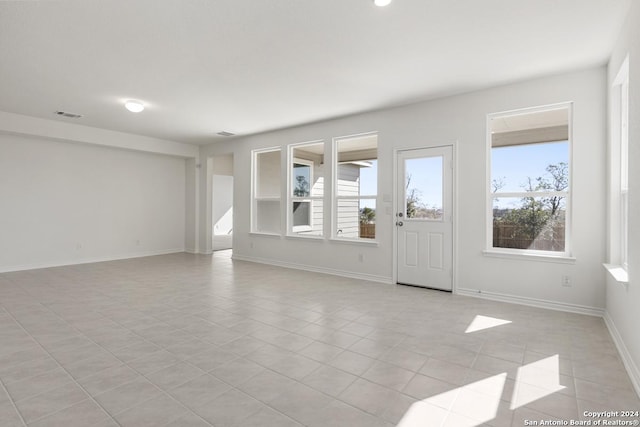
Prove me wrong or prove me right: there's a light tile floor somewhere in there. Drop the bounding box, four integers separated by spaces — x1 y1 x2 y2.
0 251 638 426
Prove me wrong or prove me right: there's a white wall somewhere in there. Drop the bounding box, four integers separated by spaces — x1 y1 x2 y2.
200 66 608 308
185 158 198 253
605 1 640 395
212 154 233 176
0 131 189 272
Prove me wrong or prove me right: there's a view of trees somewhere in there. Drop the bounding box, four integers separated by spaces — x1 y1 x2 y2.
359 206 375 224
493 162 568 251
405 174 443 219
293 175 309 197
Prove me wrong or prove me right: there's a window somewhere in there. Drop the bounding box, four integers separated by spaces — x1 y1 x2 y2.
488 105 571 255
620 77 629 270
252 148 281 234
334 133 378 240
288 142 324 237
613 56 629 271
292 159 313 232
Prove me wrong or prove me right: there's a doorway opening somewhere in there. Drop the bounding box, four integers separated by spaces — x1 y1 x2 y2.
211 154 234 252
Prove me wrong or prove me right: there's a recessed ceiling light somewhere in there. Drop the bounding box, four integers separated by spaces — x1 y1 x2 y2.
124 100 145 113
374 0 392 6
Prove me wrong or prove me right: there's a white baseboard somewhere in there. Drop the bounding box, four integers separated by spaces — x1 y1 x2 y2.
231 254 393 284
603 311 640 397
455 287 605 317
0 248 186 273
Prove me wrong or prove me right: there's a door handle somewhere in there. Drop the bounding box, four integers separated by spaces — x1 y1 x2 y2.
396 221 404 227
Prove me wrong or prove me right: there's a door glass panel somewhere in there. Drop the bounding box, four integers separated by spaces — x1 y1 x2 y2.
405 156 443 220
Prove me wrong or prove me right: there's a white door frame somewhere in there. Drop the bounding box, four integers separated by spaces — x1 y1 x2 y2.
392 143 458 292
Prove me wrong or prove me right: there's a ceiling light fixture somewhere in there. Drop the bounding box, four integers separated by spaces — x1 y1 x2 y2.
374 0 392 6
124 100 145 113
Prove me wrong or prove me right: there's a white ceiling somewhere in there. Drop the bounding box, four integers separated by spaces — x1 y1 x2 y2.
0 0 630 145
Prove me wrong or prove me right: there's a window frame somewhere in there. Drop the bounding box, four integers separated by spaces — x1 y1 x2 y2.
287 141 325 238
291 158 314 233
332 132 379 242
485 103 573 258
612 55 630 272
251 147 283 235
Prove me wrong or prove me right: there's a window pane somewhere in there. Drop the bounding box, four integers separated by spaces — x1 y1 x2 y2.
291 143 324 198
255 150 281 198
336 199 375 239
492 142 569 193
293 201 310 227
291 200 323 236
336 160 377 197
292 163 310 197
492 197 566 251
336 135 377 197
622 192 628 267
405 156 443 220
256 200 280 234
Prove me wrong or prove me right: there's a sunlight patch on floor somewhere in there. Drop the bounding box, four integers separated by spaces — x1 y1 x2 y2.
397 373 506 427
510 354 565 409
465 314 512 333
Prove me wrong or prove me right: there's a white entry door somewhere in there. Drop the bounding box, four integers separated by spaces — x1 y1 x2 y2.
396 146 453 290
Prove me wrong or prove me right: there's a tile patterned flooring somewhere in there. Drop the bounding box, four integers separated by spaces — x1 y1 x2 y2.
0 251 638 426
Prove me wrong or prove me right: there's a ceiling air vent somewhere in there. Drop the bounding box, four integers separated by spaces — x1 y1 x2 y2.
55 111 83 119
217 131 235 137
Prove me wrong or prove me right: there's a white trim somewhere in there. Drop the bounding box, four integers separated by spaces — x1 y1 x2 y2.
486 102 573 258
284 234 324 242
0 248 186 274
332 133 379 241
483 249 576 264
611 56 630 269
329 238 379 247
249 232 282 239
288 143 325 237
603 263 629 284
251 147 282 235
455 287 604 317
491 191 568 198
393 143 456 290
604 311 640 397
232 254 392 284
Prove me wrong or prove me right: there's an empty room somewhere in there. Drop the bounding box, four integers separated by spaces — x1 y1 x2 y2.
0 1 639 426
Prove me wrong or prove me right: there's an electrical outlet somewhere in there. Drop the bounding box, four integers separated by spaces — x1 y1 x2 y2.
561 275 572 287
76 243 82 250
250 241 254 249
136 239 140 246
358 253 364 262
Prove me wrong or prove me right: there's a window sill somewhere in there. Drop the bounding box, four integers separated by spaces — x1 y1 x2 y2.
249 232 282 238
330 238 379 247
603 264 629 284
285 234 324 242
482 249 576 264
